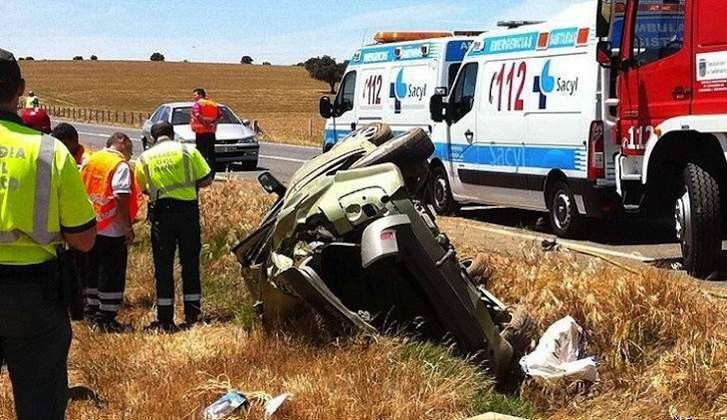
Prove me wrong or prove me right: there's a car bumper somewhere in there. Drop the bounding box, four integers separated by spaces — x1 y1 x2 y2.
215 144 260 162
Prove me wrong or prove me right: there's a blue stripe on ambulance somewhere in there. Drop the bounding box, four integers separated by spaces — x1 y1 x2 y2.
433 142 587 171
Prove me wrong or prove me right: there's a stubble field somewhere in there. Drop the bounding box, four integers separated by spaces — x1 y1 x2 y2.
1 180 725 419
18 60 327 146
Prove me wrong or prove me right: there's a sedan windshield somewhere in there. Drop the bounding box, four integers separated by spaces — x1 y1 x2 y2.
171 106 241 125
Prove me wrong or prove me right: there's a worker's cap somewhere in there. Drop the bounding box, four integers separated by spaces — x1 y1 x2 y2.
0 48 22 86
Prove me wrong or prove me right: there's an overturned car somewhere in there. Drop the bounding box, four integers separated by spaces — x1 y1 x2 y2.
234 124 531 383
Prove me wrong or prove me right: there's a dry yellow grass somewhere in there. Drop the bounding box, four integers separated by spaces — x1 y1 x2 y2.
1 180 724 419
18 60 328 146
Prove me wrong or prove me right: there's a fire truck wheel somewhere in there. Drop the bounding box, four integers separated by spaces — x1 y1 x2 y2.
548 181 584 238
429 165 459 215
675 162 721 279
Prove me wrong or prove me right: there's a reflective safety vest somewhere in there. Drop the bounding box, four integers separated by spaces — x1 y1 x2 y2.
137 140 200 202
191 98 219 134
0 119 95 264
81 149 140 230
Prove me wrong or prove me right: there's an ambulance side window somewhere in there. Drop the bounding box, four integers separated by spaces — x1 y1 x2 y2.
448 63 461 90
335 71 357 115
450 63 478 123
632 0 685 67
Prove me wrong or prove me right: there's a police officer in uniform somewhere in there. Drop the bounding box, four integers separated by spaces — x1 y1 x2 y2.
0 49 97 419
136 121 212 332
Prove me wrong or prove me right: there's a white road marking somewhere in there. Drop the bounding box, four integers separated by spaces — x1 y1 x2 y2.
259 154 307 163
459 222 654 262
78 131 110 138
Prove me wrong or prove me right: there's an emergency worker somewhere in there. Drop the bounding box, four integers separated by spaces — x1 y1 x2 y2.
81 133 139 332
23 90 38 108
136 121 212 332
190 88 220 174
20 107 51 134
52 123 87 167
0 48 96 420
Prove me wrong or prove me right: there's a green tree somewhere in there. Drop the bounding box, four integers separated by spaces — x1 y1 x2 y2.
304 56 347 94
150 52 165 62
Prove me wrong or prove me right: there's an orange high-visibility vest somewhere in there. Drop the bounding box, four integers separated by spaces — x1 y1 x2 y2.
81 149 140 230
191 98 220 134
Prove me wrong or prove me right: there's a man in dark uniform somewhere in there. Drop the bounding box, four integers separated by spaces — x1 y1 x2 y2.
0 48 97 420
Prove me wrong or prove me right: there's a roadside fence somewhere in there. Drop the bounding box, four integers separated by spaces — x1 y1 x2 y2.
20 104 152 127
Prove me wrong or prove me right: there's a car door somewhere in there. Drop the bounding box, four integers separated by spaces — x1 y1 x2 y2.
446 62 480 195
618 0 689 153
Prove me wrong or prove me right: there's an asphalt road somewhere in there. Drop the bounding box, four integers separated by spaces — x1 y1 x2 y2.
63 121 727 282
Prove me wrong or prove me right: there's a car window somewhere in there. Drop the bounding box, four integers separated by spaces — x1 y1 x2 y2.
632 0 685 67
171 106 241 125
158 106 171 122
150 107 164 122
335 71 356 115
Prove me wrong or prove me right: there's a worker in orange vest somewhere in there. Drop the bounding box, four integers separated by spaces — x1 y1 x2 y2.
81 132 140 332
191 87 221 176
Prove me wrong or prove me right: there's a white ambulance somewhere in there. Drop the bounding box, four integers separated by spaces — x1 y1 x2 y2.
319 32 476 151
428 1 620 238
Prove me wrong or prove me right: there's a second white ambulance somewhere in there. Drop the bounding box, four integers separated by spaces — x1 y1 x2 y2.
429 1 620 238
319 32 475 151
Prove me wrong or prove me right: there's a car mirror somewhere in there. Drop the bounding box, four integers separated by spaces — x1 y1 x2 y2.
319 96 334 119
430 93 446 123
258 171 286 197
596 40 613 68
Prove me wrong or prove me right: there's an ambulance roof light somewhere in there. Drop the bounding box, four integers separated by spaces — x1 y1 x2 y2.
373 31 453 44
453 31 486 36
497 20 544 29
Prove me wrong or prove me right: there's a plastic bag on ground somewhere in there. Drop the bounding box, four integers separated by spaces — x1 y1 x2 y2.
519 316 598 383
202 391 249 419
264 393 294 419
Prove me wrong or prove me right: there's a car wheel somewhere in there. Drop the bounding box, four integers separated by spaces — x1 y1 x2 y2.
428 165 458 215
548 181 585 238
141 136 148 150
675 162 721 279
241 160 258 171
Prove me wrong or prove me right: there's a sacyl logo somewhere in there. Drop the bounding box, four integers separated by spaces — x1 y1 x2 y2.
390 69 428 114
532 60 579 109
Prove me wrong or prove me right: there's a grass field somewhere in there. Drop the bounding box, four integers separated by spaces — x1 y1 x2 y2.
19 60 328 146
1 180 724 419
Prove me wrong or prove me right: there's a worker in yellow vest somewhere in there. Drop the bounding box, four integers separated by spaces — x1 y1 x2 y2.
81 133 140 332
0 48 97 420
136 121 212 332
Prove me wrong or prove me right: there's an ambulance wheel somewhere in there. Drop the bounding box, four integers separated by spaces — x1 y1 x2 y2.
548 181 584 238
429 165 458 215
675 162 721 279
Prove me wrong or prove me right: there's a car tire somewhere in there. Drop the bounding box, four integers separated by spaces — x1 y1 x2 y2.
141 136 148 150
675 162 721 279
428 165 458 215
548 181 585 238
241 160 258 171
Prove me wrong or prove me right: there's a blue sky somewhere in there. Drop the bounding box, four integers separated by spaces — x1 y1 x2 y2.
1 0 573 64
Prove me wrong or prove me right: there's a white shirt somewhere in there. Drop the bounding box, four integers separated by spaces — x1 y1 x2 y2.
98 160 132 238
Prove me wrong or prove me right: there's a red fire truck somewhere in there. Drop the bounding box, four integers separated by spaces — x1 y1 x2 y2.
598 0 727 278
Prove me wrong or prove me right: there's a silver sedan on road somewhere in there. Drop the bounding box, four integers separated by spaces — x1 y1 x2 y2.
141 102 259 169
